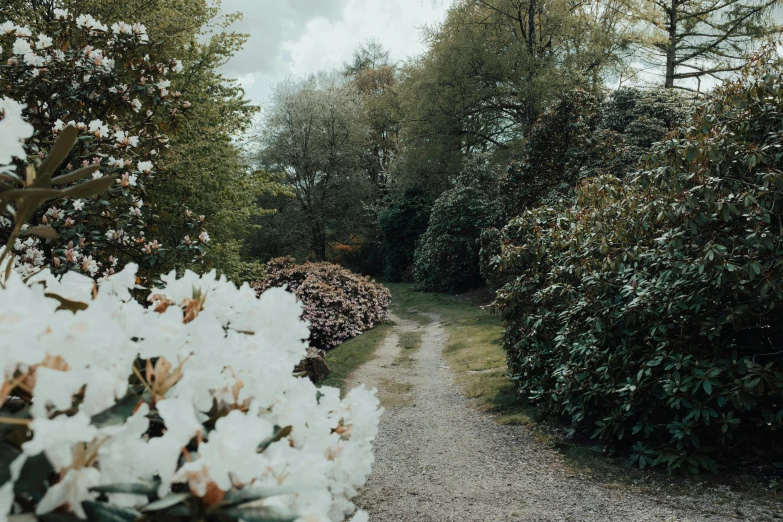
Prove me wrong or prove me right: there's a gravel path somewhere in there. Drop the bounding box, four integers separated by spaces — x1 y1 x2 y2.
346 313 779 522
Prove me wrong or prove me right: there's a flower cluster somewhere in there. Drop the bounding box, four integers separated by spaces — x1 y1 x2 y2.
253 258 391 350
0 13 206 282
0 37 380 522
0 259 380 522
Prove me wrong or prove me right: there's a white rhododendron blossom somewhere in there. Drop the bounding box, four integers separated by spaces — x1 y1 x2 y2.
0 257 382 522
0 97 33 165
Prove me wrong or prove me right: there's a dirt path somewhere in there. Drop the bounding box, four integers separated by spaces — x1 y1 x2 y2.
346 313 778 522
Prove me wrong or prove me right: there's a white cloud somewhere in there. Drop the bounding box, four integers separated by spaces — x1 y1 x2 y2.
219 0 449 105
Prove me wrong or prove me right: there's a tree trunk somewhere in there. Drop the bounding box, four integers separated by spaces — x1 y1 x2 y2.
527 0 536 53
665 0 678 88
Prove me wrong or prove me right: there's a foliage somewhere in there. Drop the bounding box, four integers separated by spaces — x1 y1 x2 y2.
377 187 432 282
413 162 503 293
6 1 279 281
0 14 207 283
598 87 694 175
0 112 379 522
393 0 638 193
256 73 370 261
253 257 391 350
490 53 783 472
635 0 781 88
481 87 692 290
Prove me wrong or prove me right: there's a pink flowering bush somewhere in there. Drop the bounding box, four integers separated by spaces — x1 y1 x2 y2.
253 257 391 350
0 13 207 283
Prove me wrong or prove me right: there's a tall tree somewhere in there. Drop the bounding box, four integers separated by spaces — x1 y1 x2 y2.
637 0 781 89
6 0 278 279
258 74 368 261
393 0 638 193
344 40 401 188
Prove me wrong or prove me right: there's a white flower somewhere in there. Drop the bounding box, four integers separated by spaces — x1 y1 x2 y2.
81 255 99 275
114 131 139 147
53 8 69 19
12 38 32 56
137 160 153 174
75 14 107 32
0 256 382 522
36 468 100 519
36 34 52 49
72 199 85 211
52 119 64 132
199 231 210 243
130 98 142 112
111 21 130 35
0 97 34 165
23 413 97 468
88 119 109 139
0 482 13 522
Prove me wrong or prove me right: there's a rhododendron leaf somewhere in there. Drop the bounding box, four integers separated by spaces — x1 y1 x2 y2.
61 176 117 199
0 188 64 204
223 506 297 522
141 493 190 512
0 443 20 486
89 481 159 497
257 425 292 453
44 292 89 312
81 501 141 522
19 226 58 240
13 453 53 499
51 165 101 186
221 484 310 507
0 172 20 183
90 392 141 428
34 126 79 184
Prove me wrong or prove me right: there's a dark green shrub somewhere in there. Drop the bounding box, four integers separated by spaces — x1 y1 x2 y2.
492 54 783 472
413 161 503 293
378 187 432 282
483 88 693 291
501 89 602 219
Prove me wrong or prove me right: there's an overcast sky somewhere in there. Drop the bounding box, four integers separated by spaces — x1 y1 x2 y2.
217 0 450 108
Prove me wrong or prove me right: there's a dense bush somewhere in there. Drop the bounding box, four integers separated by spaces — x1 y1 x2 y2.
482 88 692 291
377 187 432 282
0 15 207 282
413 162 503 293
491 55 783 472
0 111 379 522
253 257 391 349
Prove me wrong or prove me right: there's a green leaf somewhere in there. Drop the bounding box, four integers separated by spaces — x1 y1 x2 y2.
141 493 191 512
81 501 142 522
0 443 21 486
14 453 54 500
91 393 141 428
61 176 117 199
223 506 298 522
34 126 79 183
19 226 58 240
258 425 292 453
44 292 89 312
221 484 312 508
90 480 159 497
51 164 101 186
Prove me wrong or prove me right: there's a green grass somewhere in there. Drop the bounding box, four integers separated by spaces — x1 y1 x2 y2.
391 330 423 369
319 321 393 392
